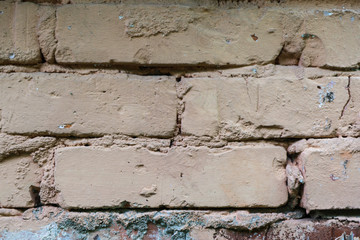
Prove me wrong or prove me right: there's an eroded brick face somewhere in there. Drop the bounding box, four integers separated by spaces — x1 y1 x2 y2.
1 0 360 238
54 145 287 209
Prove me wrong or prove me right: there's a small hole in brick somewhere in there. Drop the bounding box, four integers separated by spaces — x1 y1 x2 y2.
176 77 181 82
180 172 183 178
29 185 41 207
317 86 322 89
169 139 174 147
251 34 258 41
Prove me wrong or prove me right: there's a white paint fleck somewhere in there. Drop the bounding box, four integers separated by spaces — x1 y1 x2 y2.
67 26 71 30
323 11 333 16
351 16 355 22
9 53 15 59
119 16 124 20
58 125 65 129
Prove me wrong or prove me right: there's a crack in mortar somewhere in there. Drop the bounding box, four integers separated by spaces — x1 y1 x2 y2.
339 75 352 119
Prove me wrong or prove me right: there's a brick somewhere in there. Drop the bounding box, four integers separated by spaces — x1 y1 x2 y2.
54 145 287 209
302 11 360 69
181 68 360 139
0 73 177 137
289 138 360 211
0 155 40 208
0 2 41 64
55 4 284 66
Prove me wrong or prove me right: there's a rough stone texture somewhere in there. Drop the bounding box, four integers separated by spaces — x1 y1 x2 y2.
0 207 304 240
54 145 287 209
0 133 56 161
268 219 360 240
181 67 360 139
55 4 285 66
302 11 360 69
0 155 40 208
289 138 360 212
59 0 360 8
0 2 41 64
0 209 22 217
37 6 57 63
0 73 177 137
1 0 360 236
278 10 360 69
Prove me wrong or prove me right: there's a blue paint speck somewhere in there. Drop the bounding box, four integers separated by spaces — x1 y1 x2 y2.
119 16 124 20
9 53 15 59
324 11 333 16
351 16 355 22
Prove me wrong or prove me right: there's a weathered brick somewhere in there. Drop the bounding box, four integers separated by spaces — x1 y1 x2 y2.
302 11 360 69
0 155 40 208
54 145 287 209
55 4 285 66
0 73 177 137
289 138 360 211
279 11 360 69
181 68 360 139
0 2 41 64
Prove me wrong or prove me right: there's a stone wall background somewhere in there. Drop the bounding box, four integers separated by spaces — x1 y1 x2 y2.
0 0 360 239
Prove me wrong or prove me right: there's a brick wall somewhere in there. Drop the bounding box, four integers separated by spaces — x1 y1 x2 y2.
1 0 360 239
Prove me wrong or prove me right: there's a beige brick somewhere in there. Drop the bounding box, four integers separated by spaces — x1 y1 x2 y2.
0 73 177 137
303 11 360 69
289 138 360 211
0 155 40 208
54 145 287 209
55 4 284 65
181 68 360 139
0 2 41 64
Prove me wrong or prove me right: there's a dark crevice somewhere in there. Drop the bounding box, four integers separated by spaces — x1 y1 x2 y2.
339 75 352 119
64 204 305 213
29 185 42 208
321 65 360 72
39 49 47 64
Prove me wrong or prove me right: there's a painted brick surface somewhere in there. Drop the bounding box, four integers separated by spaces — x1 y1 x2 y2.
54 145 287 209
0 73 177 137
